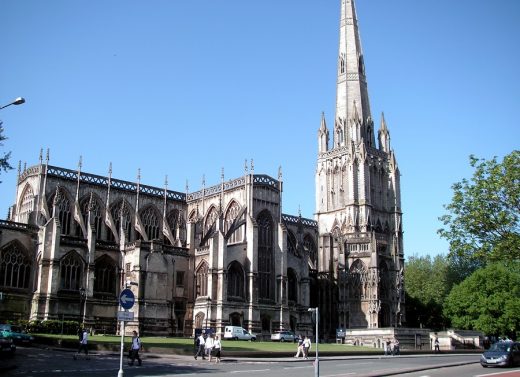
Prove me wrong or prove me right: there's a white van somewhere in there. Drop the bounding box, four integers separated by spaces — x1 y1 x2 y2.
223 326 256 341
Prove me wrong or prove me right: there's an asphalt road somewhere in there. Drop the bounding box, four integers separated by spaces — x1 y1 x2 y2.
3 346 520 377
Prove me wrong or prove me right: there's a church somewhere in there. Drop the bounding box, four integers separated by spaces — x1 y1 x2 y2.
0 0 405 341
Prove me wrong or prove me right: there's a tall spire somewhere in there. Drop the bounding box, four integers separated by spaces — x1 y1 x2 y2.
335 0 372 147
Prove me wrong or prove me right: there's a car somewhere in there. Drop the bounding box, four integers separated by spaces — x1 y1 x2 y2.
0 324 34 346
0 331 16 356
223 326 256 341
270 330 296 342
480 341 520 367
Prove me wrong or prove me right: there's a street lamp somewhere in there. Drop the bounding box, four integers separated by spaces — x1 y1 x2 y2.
79 287 86 327
205 297 211 330
308 307 319 377
0 97 25 110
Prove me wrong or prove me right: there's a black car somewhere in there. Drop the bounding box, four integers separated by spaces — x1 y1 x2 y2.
480 341 520 367
0 332 15 356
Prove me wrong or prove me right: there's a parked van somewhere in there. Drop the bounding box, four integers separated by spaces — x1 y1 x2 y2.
223 326 256 341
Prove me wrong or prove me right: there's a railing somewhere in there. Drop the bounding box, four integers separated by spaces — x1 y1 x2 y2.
281 214 317 228
0 220 39 232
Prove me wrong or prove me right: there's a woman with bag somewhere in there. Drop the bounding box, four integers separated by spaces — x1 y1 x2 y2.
129 331 142 366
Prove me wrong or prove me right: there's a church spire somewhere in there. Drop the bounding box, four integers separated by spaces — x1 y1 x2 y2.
335 0 372 147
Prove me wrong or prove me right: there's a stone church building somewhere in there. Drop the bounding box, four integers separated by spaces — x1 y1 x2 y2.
0 0 405 340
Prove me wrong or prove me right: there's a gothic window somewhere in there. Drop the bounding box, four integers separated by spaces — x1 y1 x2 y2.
141 206 160 240
107 201 132 242
227 261 245 300
195 262 208 297
287 231 297 256
257 210 274 301
261 314 271 333
194 312 205 329
348 259 367 300
164 209 179 245
378 261 389 300
60 252 83 291
224 201 243 244
18 185 34 224
303 234 317 269
340 55 345 74
52 188 72 235
80 196 102 236
204 207 218 232
287 268 298 303
0 243 31 289
94 255 117 296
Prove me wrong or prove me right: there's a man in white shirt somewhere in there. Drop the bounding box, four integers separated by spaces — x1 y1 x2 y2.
205 334 215 362
194 332 206 360
129 330 142 366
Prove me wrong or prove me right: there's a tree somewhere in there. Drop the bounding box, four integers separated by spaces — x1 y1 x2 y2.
443 263 520 339
404 254 456 330
0 121 13 182
438 151 520 264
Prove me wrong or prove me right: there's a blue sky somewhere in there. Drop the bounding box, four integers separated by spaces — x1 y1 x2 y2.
1 0 519 258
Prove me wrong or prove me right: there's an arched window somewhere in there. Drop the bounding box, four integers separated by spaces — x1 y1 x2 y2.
202 207 218 245
257 211 274 301
224 201 243 244
378 261 389 300
60 252 83 291
196 262 209 297
107 201 132 242
164 209 179 245
52 188 72 235
348 259 367 300
94 255 117 296
303 234 317 269
141 206 160 240
287 268 298 303
18 185 34 224
227 261 244 300
287 230 297 256
0 243 31 289
78 196 103 237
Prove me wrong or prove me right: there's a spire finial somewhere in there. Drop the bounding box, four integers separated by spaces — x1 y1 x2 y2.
250 159 254 173
39 148 43 164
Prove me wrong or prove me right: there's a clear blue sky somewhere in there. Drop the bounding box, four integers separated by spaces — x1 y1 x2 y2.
1 0 519 258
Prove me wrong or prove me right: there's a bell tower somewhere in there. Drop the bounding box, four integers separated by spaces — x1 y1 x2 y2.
315 0 404 332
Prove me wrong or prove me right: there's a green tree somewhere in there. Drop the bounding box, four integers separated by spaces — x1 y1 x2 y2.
443 263 520 338
0 121 13 182
405 254 454 329
438 151 520 264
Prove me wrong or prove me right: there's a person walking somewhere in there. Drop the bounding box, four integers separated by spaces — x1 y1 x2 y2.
128 330 142 366
213 335 222 363
73 328 89 360
392 338 400 355
303 335 312 359
205 333 215 362
434 337 440 353
194 331 206 360
294 335 304 358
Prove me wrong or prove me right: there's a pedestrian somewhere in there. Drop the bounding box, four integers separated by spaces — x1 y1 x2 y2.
303 335 311 359
392 338 400 355
294 335 304 358
73 328 89 360
384 340 391 356
434 337 440 353
194 331 206 360
205 333 215 362
128 330 142 366
213 335 222 363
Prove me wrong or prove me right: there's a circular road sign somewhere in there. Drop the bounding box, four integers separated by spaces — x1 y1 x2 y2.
119 288 135 310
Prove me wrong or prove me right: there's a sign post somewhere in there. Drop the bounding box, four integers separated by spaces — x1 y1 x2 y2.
117 289 135 377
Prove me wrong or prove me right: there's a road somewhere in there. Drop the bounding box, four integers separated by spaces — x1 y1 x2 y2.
3 346 520 377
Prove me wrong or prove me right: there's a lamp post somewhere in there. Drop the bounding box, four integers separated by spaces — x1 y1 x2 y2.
205 297 211 330
79 287 86 327
308 307 319 377
0 97 25 110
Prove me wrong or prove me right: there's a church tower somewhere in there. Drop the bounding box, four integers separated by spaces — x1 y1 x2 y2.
315 0 404 330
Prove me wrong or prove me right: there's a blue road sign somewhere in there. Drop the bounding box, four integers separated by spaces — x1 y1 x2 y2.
119 289 135 310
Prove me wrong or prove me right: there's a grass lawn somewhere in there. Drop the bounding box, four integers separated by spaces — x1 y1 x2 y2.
36 334 378 354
